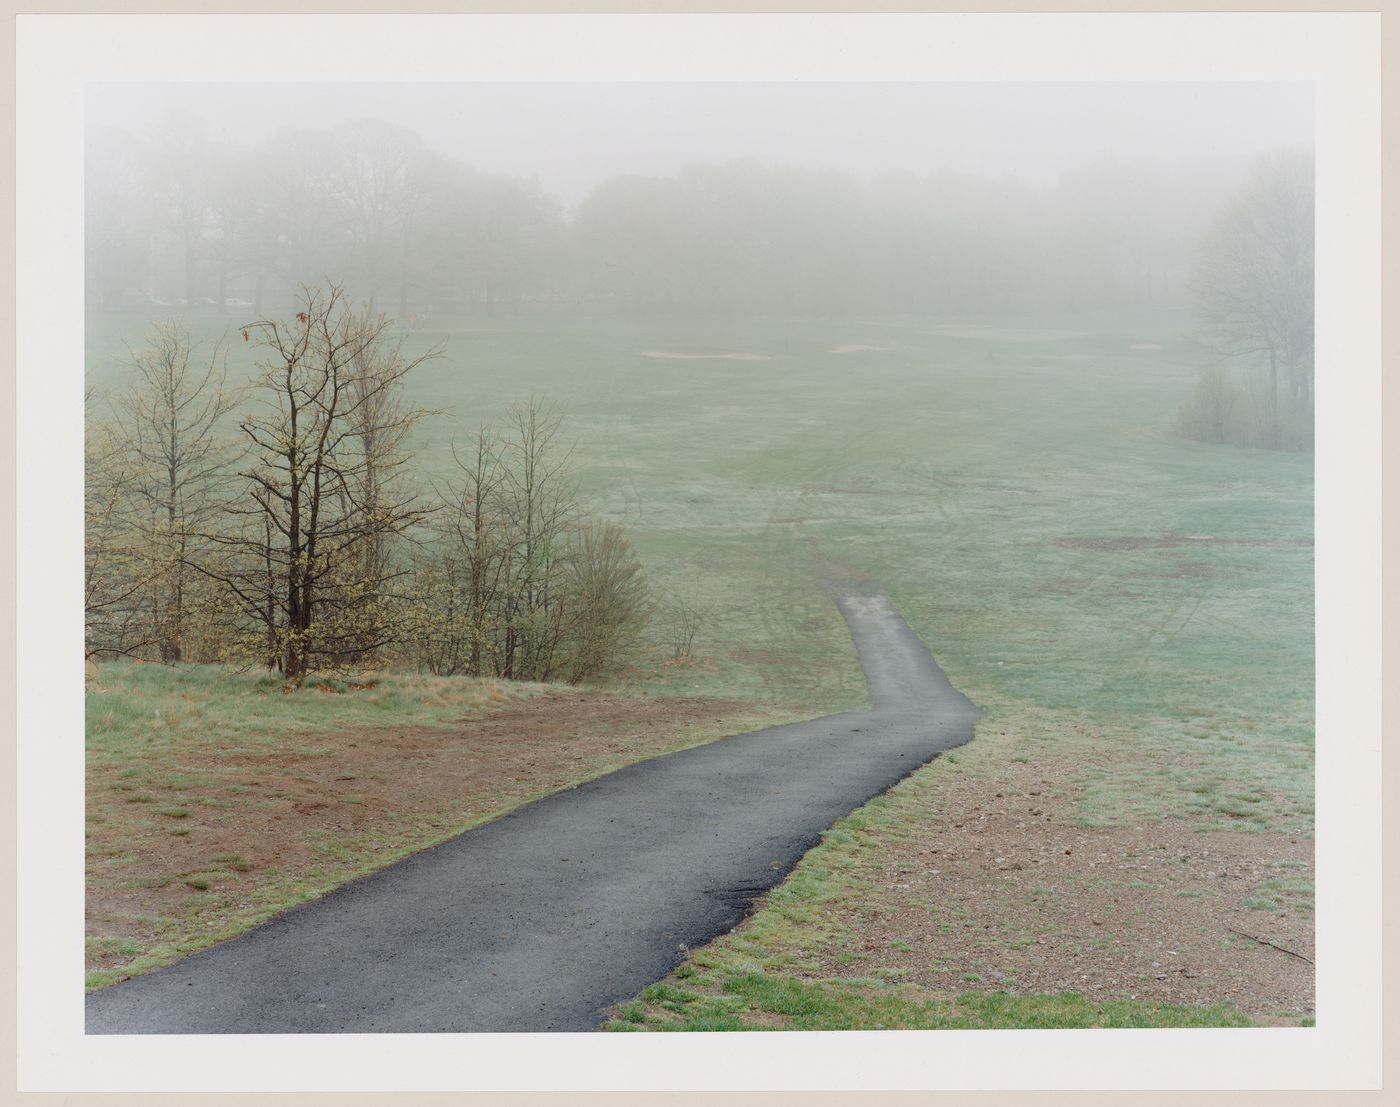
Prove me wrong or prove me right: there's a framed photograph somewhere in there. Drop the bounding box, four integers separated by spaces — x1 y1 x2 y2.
13 9 1384 1098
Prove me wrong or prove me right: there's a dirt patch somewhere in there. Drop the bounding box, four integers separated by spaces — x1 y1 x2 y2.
1058 533 1313 552
802 751 1314 1024
828 344 888 353
639 350 775 362
730 647 807 669
802 537 875 565
86 690 773 978
659 653 721 672
802 539 880 590
1122 558 1216 579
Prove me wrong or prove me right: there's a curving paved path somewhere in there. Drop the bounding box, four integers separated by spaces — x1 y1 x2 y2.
86 587 979 1033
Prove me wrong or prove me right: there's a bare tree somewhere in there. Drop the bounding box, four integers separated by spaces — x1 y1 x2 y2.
141 113 215 308
495 397 580 681
1190 150 1314 450
84 393 155 659
442 424 513 675
661 594 707 661
244 128 347 310
200 284 438 683
402 549 471 677
419 397 650 684
110 322 238 661
324 301 438 663
331 119 436 321
560 522 651 683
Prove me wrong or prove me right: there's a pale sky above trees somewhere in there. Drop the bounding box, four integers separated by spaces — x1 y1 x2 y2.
89 81 1314 205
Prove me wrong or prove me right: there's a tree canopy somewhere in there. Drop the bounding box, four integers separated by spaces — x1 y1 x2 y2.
87 115 1256 320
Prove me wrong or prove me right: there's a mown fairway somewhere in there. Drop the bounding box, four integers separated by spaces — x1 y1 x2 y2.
88 307 1313 726
86 307 1314 832
86 309 1313 1023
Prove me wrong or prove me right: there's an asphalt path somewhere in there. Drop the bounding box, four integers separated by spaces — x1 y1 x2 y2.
86 587 979 1033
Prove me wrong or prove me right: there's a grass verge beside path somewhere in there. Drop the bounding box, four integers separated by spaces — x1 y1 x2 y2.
609 980 1251 1032
86 662 807 990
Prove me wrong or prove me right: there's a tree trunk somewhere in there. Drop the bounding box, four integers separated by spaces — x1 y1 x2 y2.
284 579 310 684
1267 349 1280 450
162 485 184 663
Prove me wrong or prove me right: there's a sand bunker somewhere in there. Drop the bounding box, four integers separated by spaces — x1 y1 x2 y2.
1130 343 1165 350
828 344 889 353
924 325 1084 342
639 350 775 362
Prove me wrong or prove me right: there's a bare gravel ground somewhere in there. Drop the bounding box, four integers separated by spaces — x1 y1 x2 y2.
636 705 1315 1029
817 745 1313 1023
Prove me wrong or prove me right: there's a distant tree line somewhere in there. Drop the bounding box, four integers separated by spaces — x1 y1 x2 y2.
84 283 651 684
86 115 1249 320
1179 150 1314 453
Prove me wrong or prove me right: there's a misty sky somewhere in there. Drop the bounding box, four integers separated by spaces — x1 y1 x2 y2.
88 81 1313 203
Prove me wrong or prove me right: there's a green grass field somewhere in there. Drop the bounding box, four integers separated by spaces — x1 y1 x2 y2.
87 308 1311 757
606 981 1253 1032
86 308 1313 1025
